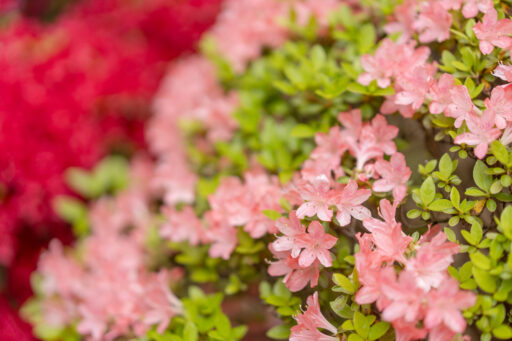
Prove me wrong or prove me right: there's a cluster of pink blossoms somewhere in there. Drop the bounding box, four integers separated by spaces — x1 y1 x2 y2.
267 109 412 294
149 56 238 207
209 0 351 72
37 158 183 340
360 0 512 159
151 0 344 260
355 201 475 341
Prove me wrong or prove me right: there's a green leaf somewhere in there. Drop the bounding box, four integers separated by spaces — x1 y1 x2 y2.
353 312 370 339
348 334 364 341
332 273 355 294
428 199 452 211
450 187 460 209
491 141 509 166
262 209 282 221
290 124 315 138
500 206 512 240
465 187 487 197
472 267 497 293
266 325 290 339
474 160 492 192
310 45 326 69
439 154 453 178
183 321 199 341
357 24 376 53
470 251 492 270
420 177 436 205
493 325 512 339
369 322 390 341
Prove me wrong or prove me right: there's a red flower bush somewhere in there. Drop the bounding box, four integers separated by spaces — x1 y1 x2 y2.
0 0 222 327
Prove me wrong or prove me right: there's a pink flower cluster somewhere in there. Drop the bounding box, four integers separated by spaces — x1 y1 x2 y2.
149 56 239 207
290 292 338 341
269 211 337 292
36 158 183 340
355 201 476 341
268 109 412 292
385 0 494 43
160 168 283 260
210 0 346 72
359 6 512 159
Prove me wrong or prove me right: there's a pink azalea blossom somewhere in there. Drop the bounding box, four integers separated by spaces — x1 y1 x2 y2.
493 63 512 82
290 292 338 341
268 244 321 292
381 94 416 118
405 231 459 290
209 0 288 72
294 221 337 267
358 39 398 88
160 206 206 246
373 153 412 203
295 174 334 222
383 0 417 41
395 63 437 110
429 74 457 114
331 180 371 226
484 85 512 128
272 211 305 257
454 111 502 159
414 1 453 43
473 7 512 54
363 199 412 263
381 270 426 323
445 85 481 128
462 0 494 18
393 319 428 341
368 114 400 155
204 211 238 260
424 278 476 333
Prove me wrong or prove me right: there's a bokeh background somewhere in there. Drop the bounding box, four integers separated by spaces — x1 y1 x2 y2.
0 1 222 338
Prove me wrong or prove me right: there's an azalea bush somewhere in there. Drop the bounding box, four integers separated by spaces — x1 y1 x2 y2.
23 0 512 340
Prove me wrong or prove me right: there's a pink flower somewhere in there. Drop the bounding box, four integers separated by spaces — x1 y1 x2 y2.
310 126 348 173
493 63 512 82
363 199 412 262
395 64 437 110
368 114 400 155
373 153 412 203
331 180 371 226
454 111 502 159
358 39 401 88
383 0 417 41
484 85 512 128
272 211 305 256
294 221 337 267
381 270 426 323
295 174 334 222
462 0 493 18
381 94 416 118
473 7 512 54
204 211 238 260
445 85 480 128
268 245 321 292
414 1 452 43
429 74 457 114
152 155 198 206
141 270 183 333
405 231 459 290
160 206 206 246
424 278 476 333
290 292 338 341
393 319 428 341
210 0 288 72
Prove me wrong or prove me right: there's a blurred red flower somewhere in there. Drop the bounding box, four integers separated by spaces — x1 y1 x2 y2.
0 0 221 337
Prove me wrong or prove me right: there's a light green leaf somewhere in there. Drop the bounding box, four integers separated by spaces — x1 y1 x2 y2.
420 177 436 205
